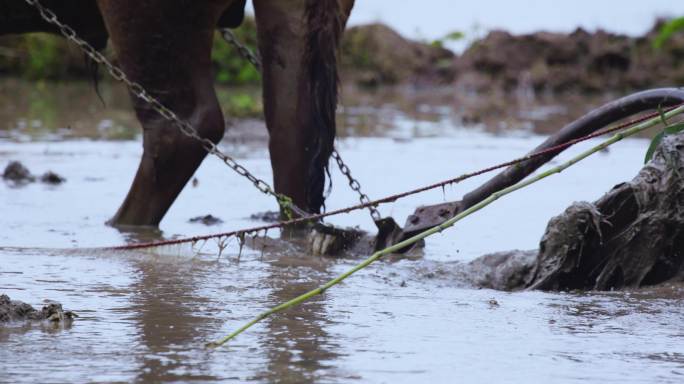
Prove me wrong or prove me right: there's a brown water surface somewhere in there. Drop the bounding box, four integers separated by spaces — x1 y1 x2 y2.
1 80 683 383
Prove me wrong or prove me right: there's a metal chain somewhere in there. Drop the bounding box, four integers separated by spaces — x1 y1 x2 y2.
219 28 262 72
220 29 382 221
24 0 308 217
330 151 382 221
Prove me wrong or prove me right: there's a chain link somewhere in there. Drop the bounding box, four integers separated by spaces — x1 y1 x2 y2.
219 28 262 72
23 0 312 217
219 28 382 221
330 151 382 221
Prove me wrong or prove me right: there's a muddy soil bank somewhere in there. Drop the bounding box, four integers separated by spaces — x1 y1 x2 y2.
343 20 684 92
341 20 684 133
3 20 681 136
7 17 680 95
340 23 456 87
465 133 684 291
454 23 684 95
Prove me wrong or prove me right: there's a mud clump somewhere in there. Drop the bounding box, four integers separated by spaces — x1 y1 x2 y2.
462 250 537 291
340 20 684 93
2 161 66 186
455 23 684 95
189 214 223 226
0 294 76 324
340 23 456 87
250 210 281 223
527 134 684 290
40 171 66 185
2 161 35 184
469 133 684 291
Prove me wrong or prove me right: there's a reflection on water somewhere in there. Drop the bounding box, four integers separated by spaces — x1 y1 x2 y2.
0 79 629 142
129 256 216 383
1 80 683 383
257 256 341 383
3 246 683 383
0 79 138 141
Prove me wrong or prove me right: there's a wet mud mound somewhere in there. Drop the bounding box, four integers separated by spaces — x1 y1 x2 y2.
340 23 456 86
2 160 66 186
0 294 76 324
339 21 684 133
340 21 684 93
2 160 35 184
461 250 538 291
468 133 684 291
456 23 684 95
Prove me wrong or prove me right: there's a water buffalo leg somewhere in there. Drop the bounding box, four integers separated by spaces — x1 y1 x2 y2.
253 0 354 215
97 0 236 226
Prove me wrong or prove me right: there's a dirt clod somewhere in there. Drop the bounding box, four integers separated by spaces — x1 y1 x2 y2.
250 211 281 223
0 294 76 324
2 161 35 184
40 171 66 184
189 214 224 226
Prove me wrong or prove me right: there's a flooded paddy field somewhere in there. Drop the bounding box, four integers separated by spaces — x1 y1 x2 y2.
1 80 683 383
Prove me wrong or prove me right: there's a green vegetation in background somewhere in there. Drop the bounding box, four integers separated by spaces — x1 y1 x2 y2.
654 17 684 49
0 17 263 118
430 30 465 73
0 16 262 86
22 34 64 79
0 33 76 79
644 107 684 163
216 87 263 118
212 17 261 86
645 16 684 157
342 29 374 68
430 30 465 49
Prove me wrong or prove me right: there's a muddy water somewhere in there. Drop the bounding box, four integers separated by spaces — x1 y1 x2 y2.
1 81 684 383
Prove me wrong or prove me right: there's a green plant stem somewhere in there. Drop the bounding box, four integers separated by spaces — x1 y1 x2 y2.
207 105 684 348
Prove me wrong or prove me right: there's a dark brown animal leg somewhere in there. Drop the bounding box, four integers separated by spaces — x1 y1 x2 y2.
97 0 236 226
254 0 354 215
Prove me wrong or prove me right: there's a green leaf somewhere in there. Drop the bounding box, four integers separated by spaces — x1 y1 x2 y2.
664 122 684 135
654 17 684 49
645 122 684 163
644 131 665 163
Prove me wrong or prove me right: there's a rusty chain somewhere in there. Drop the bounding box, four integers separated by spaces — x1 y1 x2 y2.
220 28 382 221
330 150 382 221
24 0 308 218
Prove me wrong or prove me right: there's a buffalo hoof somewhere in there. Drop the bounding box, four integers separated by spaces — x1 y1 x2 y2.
307 223 365 256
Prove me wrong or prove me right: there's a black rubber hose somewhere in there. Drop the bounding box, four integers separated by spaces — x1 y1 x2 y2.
459 87 684 211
